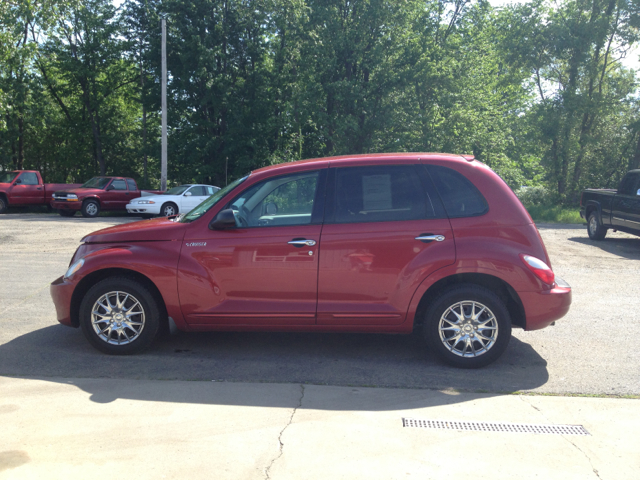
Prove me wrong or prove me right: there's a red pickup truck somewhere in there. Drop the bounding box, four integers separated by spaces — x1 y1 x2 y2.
0 170 82 214
51 176 161 218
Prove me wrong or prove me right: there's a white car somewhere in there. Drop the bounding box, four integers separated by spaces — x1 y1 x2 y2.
126 184 220 217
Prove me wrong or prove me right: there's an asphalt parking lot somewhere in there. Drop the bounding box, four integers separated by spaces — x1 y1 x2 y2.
1 214 639 396
1 213 639 479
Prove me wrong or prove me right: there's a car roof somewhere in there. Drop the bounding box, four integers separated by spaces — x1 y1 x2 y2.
251 152 475 175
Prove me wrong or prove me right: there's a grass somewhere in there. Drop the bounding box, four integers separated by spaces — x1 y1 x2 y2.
525 204 583 224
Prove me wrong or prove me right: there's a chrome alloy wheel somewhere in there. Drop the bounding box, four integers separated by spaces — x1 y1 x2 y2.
85 202 98 216
588 215 598 236
91 291 146 345
438 301 498 357
163 204 176 216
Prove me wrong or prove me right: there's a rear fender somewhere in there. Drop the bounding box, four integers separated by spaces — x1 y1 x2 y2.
405 265 527 331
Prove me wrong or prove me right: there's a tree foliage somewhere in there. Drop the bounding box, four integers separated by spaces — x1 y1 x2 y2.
1 0 640 201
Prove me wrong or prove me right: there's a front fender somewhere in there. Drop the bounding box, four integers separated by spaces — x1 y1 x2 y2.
73 241 185 327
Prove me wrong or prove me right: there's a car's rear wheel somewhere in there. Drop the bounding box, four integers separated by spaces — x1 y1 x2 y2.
81 199 100 218
79 277 161 355
423 285 511 368
160 202 178 217
587 211 607 240
58 209 76 217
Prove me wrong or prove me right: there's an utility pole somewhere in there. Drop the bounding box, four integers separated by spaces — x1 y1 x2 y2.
161 16 167 191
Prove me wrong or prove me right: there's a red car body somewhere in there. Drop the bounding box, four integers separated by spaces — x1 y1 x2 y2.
50 176 162 217
0 170 81 212
50 153 571 366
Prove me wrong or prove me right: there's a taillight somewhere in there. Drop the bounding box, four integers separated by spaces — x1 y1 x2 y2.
520 254 555 286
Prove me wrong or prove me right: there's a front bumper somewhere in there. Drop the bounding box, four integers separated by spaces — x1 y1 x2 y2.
519 277 572 331
126 202 160 215
50 275 76 327
51 200 82 211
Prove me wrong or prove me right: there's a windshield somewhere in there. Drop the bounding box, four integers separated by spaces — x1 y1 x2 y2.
181 176 248 223
0 172 19 183
81 177 112 189
164 185 190 195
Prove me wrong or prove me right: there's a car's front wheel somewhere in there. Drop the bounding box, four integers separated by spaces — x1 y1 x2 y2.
81 199 100 218
423 285 511 368
160 202 178 217
79 277 161 354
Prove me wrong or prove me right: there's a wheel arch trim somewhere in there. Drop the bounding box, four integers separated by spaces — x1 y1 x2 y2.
584 200 602 220
70 266 170 329
406 268 526 331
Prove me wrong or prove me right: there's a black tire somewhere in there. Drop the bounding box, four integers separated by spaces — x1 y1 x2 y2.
79 277 161 355
423 284 512 368
587 211 607 240
0 196 7 214
81 199 100 218
160 202 178 217
58 209 76 217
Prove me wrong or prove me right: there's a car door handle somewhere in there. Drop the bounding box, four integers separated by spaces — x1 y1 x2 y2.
415 234 445 243
288 239 317 247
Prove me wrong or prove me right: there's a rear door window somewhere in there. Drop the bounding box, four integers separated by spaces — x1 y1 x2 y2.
332 165 434 223
427 165 488 218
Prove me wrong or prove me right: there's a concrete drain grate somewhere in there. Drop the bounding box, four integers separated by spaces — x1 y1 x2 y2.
402 418 590 435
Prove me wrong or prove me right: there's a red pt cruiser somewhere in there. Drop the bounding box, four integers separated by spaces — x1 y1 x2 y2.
50 154 571 368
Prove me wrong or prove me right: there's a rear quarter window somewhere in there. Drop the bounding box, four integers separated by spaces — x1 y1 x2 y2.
427 165 488 218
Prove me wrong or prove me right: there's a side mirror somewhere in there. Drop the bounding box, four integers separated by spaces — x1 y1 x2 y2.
14 179 22 185
209 209 237 230
184 191 192 196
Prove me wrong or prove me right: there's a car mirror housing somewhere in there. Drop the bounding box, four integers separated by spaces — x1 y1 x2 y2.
209 209 237 230
184 191 192 196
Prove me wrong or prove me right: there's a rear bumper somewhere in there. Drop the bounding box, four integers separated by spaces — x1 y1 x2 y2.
51 200 82 211
519 277 572 331
50 275 76 327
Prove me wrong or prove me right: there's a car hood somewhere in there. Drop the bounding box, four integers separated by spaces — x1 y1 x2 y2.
55 187 103 196
82 217 187 244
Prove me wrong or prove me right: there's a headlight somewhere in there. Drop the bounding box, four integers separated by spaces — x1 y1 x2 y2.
64 258 85 279
67 194 78 199
135 200 155 205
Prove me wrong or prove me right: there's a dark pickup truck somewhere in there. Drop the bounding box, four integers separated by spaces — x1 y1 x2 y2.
580 169 640 240
50 176 162 218
0 170 82 214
